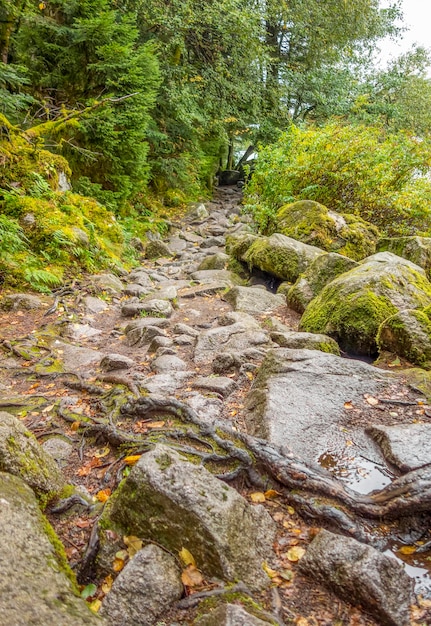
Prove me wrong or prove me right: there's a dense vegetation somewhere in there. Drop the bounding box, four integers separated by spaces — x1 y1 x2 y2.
2 0 431 289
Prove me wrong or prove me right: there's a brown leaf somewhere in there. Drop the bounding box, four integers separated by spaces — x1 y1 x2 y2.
365 396 379 406
181 564 204 587
101 574 113 594
264 489 281 499
344 401 354 409
250 492 266 503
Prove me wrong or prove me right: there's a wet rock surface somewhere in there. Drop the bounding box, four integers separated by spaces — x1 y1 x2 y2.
1 187 431 625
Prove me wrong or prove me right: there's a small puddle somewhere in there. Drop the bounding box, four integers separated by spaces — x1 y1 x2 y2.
385 550 431 598
318 451 393 494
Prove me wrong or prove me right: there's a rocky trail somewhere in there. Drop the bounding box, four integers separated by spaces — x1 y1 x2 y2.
1 187 431 626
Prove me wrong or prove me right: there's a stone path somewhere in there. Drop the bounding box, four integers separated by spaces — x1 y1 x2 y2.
1 186 431 625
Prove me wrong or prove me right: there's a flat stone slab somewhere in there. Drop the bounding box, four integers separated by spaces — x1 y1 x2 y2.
178 282 232 298
52 340 102 375
244 349 391 463
151 354 188 373
367 423 431 472
224 286 285 315
193 375 237 397
63 323 102 341
299 529 414 626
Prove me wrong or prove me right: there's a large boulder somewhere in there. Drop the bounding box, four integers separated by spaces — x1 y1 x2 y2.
299 529 414 626
101 544 182 626
244 349 390 463
275 200 379 261
377 308 431 368
0 411 65 498
99 445 275 591
377 235 431 279
235 233 323 282
287 252 358 313
300 252 431 355
270 330 340 355
224 286 285 315
0 473 103 626
367 423 431 472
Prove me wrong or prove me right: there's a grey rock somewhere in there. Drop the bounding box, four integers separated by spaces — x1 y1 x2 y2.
178 282 233 298
200 236 226 248
367 423 431 472
198 253 230 270
126 324 166 347
377 308 431 368
52 340 102 374
72 227 89 245
174 334 196 346
224 286 285 315
148 336 173 352
167 236 188 254
299 529 414 626
151 354 187 373
99 445 275 591
0 411 65 496
63 323 102 341
377 235 431 278
195 317 270 364
196 604 272 626
270 331 340 355
126 270 153 288
153 285 177 301
0 293 45 311
0 473 103 626
41 437 73 468
173 323 199 337
145 240 173 259
101 353 136 371
122 299 173 318
22 212 36 227
122 283 151 298
91 273 124 294
101 544 182 626
186 202 209 222
139 372 191 394
244 349 391 464
83 296 109 314
181 231 204 244
212 352 244 374
191 269 243 286
129 236 145 251
186 393 223 423
193 375 237 397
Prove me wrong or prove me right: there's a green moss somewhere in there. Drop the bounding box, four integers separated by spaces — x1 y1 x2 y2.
377 309 431 368
243 236 302 281
41 514 79 593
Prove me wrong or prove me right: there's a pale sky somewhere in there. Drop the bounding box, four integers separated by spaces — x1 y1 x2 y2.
379 0 431 63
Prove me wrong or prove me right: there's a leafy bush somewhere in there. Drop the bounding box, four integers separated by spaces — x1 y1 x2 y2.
244 121 431 236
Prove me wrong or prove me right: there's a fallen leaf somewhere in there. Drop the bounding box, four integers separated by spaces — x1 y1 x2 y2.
124 455 142 465
286 546 306 562
146 421 166 429
94 446 110 458
273 512 284 522
295 618 309 626
124 535 143 558
81 584 97 600
101 574 113 594
280 569 294 582
365 396 379 406
250 492 266 503
76 519 93 529
112 557 126 572
246 371 254 381
96 488 111 503
344 401 354 410
265 489 281 499
345 440 353 447
89 599 102 613
181 564 204 587
287 505 295 515
262 562 279 578
398 545 416 555
179 547 196 567
71 421 81 431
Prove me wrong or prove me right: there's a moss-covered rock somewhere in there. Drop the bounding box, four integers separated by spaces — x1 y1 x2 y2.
225 232 258 259
287 252 358 313
377 236 431 279
98 444 275 591
229 233 323 282
275 200 380 261
270 330 340 355
0 472 103 625
377 308 431 368
299 252 431 355
0 411 66 499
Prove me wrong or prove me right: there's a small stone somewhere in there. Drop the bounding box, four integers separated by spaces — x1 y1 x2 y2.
41 437 73 468
173 323 199 337
145 240 173 259
83 296 109 314
224 286 285 315
101 544 182 626
193 375 237 397
91 273 124 294
148 336 173 352
122 283 151 297
174 334 196 345
0 293 44 311
151 355 187 373
100 354 136 371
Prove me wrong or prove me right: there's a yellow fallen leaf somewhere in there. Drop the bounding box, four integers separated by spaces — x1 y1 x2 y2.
295 618 309 626
250 492 266 503
89 599 102 613
124 535 143 558
344 401 354 409
112 557 125 572
71 421 81 431
146 421 166 429
94 446 110 458
101 574 113 594
398 545 416 555
96 488 111 503
345 440 353 447
365 396 379 406
286 546 306 562
262 562 279 579
265 489 281 499
181 564 204 587
179 547 196 567
124 455 142 465
287 505 295 515
246 371 254 380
